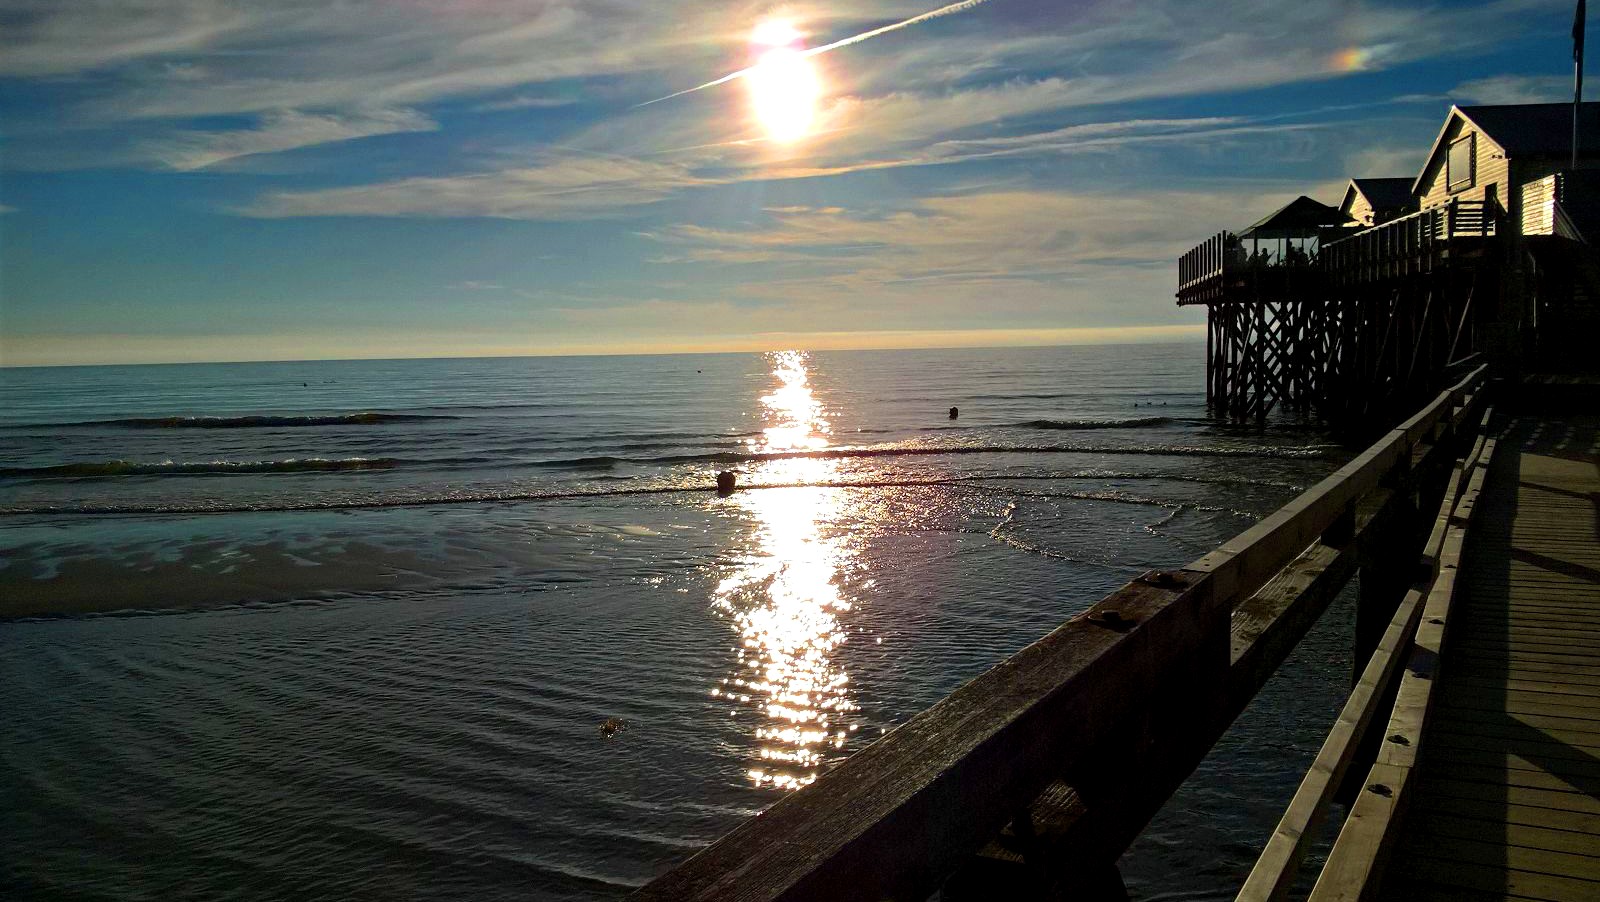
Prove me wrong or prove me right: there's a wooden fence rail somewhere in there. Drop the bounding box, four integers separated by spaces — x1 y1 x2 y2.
634 365 1490 902
1237 407 1495 902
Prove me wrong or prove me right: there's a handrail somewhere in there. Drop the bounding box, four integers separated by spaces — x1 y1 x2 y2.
1305 420 1497 901
635 364 1490 902
1179 200 1500 297
1236 405 1494 902
1179 231 1233 292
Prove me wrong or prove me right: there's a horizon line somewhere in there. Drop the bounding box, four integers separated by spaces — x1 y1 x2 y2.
1 325 1204 369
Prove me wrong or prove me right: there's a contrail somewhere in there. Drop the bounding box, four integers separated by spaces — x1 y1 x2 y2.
635 0 992 108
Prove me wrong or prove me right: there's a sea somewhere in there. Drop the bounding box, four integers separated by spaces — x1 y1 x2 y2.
0 344 1362 900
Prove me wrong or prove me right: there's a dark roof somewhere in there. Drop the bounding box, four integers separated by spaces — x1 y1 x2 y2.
1241 195 1353 238
1457 102 1600 158
1350 177 1415 210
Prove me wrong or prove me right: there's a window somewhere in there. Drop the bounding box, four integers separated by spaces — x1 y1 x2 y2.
1447 133 1475 192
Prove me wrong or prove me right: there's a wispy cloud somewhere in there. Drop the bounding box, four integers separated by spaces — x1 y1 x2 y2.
637 0 994 107
1451 73 1573 105
239 113 1314 220
471 95 578 112
146 107 438 171
243 153 718 219
617 184 1301 335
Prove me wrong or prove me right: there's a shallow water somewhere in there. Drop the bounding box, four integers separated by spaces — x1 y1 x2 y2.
1 345 1353 899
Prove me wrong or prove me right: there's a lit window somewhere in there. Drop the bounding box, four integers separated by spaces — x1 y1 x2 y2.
1447 134 1475 192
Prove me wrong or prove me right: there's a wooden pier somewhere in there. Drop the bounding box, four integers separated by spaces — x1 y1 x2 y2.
633 373 1599 901
1380 412 1600 901
1178 103 1600 429
632 101 1600 901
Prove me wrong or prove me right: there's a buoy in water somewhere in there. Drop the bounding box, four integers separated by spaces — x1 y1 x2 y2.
948 406 959 420
716 471 737 495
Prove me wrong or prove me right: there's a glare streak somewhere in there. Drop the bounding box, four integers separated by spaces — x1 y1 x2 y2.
712 350 859 790
634 0 992 108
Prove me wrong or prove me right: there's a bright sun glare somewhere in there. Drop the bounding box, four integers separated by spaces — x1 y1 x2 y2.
748 20 821 144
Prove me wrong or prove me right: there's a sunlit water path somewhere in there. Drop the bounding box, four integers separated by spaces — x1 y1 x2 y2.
1 346 1356 899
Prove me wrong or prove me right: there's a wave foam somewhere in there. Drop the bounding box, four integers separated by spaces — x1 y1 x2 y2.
1 458 402 479
23 413 456 430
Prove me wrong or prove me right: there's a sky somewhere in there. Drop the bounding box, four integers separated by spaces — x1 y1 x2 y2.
0 0 1590 365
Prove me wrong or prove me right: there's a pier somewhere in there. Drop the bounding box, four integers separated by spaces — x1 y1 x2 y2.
1178 103 1600 429
636 100 1600 902
635 380 1598 902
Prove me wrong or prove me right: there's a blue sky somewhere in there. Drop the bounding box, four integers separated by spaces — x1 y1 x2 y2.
0 0 1588 365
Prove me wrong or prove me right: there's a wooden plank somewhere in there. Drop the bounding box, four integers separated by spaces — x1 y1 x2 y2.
1431 713 1600 745
1441 695 1600 724
1446 661 1600 683
964 484 1423 894
1296 412 1497 902
1423 794 1600 835
1379 876 1543 902
1307 761 1412 902
1235 586 1426 902
1451 640 1600 659
1421 758 1600 796
1400 855 1600 900
632 572 1219 902
1408 813 1600 858
1433 705 1600 735
1425 731 1600 768
1452 649 1600 668
1190 366 1484 602
1402 835 1600 882
1418 776 1600 816
1450 676 1600 699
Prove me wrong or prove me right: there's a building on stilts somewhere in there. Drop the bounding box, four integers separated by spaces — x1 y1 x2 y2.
1178 102 1600 432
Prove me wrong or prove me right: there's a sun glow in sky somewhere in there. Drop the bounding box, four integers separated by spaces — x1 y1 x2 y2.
0 2 1585 366
748 20 822 144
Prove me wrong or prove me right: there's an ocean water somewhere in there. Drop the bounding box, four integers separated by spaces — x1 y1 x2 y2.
0 345 1359 900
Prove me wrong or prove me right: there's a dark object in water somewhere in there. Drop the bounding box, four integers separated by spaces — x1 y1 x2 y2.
600 717 625 739
716 471 737 495
948 406 959 420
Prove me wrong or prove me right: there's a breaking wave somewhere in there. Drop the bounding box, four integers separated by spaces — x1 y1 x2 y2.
1 458 403 479
1016 417 1173 430
528 442 1327 470
23 413 457 430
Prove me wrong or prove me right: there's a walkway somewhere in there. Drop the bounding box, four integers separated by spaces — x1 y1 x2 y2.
1384 412 1600 901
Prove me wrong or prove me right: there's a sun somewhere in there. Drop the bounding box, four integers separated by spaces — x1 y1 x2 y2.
748 20 820 144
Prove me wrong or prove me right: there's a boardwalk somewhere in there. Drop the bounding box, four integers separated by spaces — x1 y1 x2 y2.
1384 412 1600 901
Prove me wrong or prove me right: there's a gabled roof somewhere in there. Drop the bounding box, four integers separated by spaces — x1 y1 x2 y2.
1241 195 1353 239
1411 102 1600 195
1345 177 1415 211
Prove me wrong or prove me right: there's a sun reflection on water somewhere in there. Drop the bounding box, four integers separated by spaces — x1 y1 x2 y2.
711 350 859 791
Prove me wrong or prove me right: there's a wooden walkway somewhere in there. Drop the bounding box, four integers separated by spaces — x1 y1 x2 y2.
1383 413 1600 901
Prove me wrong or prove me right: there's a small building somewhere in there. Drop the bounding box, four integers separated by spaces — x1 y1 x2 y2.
1412 102 1600 235
1338 178 1415 227
1176 101 1600 427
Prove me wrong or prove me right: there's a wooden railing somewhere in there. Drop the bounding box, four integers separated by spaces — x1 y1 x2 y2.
1319 200 1497 286
1521 173 1585 241
1179 231 1233 293
1237 402 1495 902
635 365 1490 902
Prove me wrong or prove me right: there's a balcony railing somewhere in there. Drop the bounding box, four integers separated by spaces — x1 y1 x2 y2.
1177 200 1501 300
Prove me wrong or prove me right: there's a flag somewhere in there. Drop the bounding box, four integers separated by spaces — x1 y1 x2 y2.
1577 0 1587 63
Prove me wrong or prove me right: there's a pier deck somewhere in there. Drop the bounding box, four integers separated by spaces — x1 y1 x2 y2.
1383 412 1600 901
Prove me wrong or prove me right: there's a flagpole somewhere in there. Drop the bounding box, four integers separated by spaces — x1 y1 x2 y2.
1576 0 1587 170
